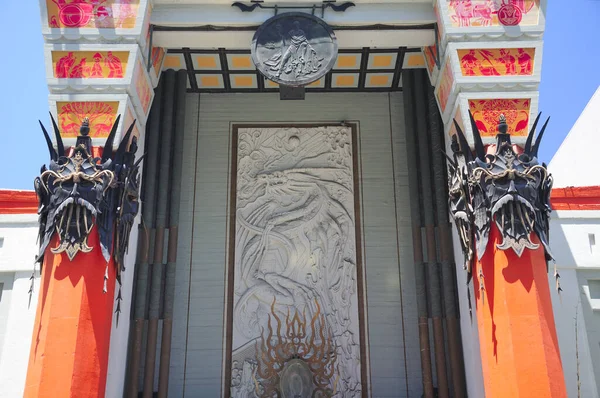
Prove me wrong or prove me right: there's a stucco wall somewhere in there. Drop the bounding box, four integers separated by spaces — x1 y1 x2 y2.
168 92 423 397
0 214 40 398
549 210 600 398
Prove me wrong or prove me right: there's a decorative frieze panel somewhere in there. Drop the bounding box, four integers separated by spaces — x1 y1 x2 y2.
447 0 541 28
435 0 546 45
448 41 542 85
436 59 456 116
40 0 151 43
48 94 139 147
130 58 153 119
446 92 539 145
227 125 365 397
423 45 440 86
149 47 166 86
44 0 140 29
51 50 128 78
435 41 542 142
45 44 140 91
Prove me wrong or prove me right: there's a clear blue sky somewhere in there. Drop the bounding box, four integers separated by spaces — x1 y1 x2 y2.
0 1 598 189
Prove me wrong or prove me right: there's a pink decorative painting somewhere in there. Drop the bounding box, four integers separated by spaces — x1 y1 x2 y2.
47 0 140 29
468 98 531 136
52 51 128 78
57 101 119 138
134 61 152 115
447 0 539 27
458 48 534 76
437 62 454 113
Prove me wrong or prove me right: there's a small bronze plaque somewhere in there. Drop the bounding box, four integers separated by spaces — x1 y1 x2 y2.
251 12 338 87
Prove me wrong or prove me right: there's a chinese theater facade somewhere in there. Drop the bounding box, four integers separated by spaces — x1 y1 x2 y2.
27 1 565 398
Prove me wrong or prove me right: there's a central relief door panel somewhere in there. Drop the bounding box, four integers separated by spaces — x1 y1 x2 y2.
226 125 366 397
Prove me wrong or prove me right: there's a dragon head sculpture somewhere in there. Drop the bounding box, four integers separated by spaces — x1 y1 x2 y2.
448 111 553 281
35 114 141 282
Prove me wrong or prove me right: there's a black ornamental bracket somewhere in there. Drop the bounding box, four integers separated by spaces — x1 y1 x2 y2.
232 1 355 17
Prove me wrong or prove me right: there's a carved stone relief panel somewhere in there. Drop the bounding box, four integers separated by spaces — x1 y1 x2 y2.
227 125 364 397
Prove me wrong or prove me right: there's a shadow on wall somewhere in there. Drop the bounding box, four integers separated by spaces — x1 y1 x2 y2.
549 217 600 397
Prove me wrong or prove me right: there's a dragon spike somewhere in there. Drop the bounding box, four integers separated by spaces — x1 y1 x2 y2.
133 153 146 168
114 120 136 162
39 120 58 161
101 114 122 163
49 112 65 158
453 119 473 163
532 116 550 158
443 150 458 169
468 110 486 161
524 112 542 155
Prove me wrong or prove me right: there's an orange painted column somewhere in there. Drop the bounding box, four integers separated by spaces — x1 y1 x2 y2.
24 229 115 398
473 225 567 398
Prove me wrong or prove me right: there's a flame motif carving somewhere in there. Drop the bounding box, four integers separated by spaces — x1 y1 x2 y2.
257 299 337 397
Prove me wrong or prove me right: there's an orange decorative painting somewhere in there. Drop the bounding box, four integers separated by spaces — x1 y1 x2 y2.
134 61 152 115
458 48 534 76
151 48 166 76
57 101 119 138
447 0 539 27
52 51 128 78
424 46 437 75
468 98 530 136
46 0 140 29
437 62 454 112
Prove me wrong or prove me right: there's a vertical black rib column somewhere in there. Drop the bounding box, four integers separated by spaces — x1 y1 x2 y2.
413 69 449 398
427 83 466 397
144 69 176 398
158 69 187 397
127 75 163 398
402 71 435 398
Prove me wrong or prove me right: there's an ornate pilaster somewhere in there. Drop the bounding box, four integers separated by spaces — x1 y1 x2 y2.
429 0 545 147
430 1 567 397
25 2 164 397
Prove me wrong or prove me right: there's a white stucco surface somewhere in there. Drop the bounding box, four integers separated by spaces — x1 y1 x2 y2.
549 210 600 397
0 214 40 398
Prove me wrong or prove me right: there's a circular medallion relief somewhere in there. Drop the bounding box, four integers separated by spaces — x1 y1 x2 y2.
280 359 315 398
497 4 523 26
251 12 338 87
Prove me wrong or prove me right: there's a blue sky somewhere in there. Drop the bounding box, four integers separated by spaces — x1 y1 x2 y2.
0 1 598 190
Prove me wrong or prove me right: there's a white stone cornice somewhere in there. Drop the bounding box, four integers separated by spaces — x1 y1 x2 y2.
150 3 435 27
153 28 435 49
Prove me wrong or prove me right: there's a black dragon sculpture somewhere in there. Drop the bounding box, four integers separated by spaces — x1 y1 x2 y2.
33 114 142 315
447 112 555 289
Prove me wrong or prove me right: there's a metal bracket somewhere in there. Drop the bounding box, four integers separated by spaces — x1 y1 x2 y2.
232 1 355 18
280 85 305 100
146 24 154 73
